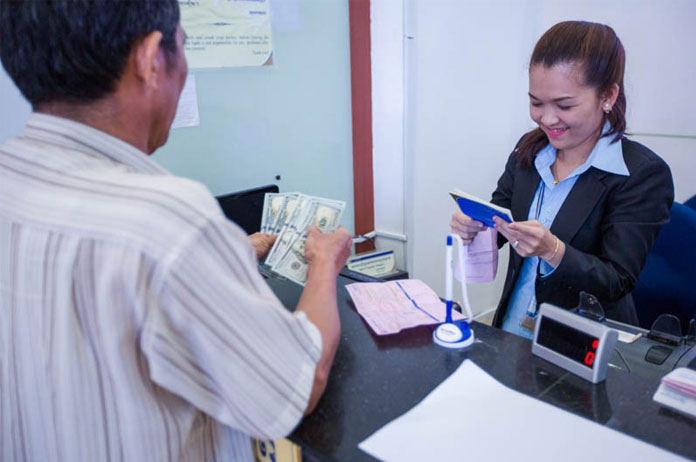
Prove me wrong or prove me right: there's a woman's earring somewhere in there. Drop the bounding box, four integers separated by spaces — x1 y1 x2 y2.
604 103 611 114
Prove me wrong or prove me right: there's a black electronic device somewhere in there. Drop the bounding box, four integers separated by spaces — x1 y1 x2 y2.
574 291 606 322
216 184 278 235
339 267 383 283
606 317 696 380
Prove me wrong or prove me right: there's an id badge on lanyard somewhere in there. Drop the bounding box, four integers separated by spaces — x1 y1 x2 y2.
520 182 546 332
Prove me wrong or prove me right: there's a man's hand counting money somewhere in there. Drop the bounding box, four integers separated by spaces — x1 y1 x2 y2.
249 233 277 260
305 226 353 277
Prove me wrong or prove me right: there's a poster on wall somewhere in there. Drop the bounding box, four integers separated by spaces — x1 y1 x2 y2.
179 0 273 68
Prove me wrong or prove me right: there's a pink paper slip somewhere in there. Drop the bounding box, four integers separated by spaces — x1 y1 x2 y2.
455 227 498 283
346 279 465 335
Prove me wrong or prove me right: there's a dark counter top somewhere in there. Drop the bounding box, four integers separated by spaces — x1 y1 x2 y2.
266 276 696 461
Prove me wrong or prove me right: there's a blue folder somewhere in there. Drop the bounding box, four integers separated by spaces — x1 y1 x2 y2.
450 191 512 228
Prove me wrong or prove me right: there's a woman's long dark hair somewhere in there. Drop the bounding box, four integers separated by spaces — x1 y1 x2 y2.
516 21 627 168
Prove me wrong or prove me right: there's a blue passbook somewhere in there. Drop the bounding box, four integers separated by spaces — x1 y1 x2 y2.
450 189 513 228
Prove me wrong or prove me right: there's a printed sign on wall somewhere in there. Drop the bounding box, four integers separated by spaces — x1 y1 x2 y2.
179 0 273 68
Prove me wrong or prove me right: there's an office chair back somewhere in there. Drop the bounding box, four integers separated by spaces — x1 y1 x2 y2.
685 194 696 211
633 202 696 334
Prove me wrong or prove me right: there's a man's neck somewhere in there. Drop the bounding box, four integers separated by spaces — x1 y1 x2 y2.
36 99 151 154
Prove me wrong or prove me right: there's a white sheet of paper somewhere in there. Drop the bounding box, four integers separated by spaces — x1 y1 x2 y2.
171 74 200 129
359 360 688 462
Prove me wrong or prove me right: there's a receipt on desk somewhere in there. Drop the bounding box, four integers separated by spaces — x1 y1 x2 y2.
615 329 642 343
346 279 465 335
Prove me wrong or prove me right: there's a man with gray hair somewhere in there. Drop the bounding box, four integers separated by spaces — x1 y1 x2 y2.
0 1 351 460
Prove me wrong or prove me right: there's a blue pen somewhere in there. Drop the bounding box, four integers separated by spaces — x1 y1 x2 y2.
445 235 454 324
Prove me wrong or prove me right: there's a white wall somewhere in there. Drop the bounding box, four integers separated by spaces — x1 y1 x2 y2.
0 64 31 144
371 0 407 269
156 0 355 231
372 0 696 318
405 0 538 318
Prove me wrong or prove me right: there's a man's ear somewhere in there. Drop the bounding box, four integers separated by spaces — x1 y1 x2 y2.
135 31 164 89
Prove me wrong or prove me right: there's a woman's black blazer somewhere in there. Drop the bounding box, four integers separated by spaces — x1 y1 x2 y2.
490 137 674 326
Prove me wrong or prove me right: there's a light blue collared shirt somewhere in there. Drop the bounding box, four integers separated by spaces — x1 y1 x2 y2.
502 124 629 339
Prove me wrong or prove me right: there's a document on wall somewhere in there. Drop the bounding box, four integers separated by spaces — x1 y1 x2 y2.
179 0 273 68
359 360 689 462
171 74 200 129
346 280 466 335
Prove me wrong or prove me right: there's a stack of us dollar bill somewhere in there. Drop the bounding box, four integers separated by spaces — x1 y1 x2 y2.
261 192 346 285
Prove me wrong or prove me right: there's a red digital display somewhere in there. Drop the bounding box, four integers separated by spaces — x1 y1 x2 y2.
537 317 600 368
584 351 595 366
584 339 601 365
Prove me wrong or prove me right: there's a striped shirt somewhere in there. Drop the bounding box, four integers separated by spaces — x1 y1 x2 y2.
0 113 322 462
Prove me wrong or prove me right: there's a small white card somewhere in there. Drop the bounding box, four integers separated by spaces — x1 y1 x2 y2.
171 74 200 129
347 250 396 278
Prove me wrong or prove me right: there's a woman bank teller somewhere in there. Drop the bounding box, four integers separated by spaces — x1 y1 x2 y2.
450 21 674 339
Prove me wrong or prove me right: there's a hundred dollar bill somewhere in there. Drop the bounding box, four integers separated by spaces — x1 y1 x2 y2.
269 198 316 267
265 194 311 267
272 199 345 283
270 192 299 235
273 199 345 285
270 196 339 267
261 193 287 233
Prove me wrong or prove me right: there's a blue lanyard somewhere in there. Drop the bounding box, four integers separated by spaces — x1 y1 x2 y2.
525 181 546 318
535 182 545 221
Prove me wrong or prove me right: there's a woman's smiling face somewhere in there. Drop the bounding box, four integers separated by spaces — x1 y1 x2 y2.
529 62 612 158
